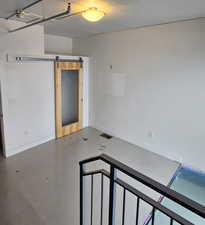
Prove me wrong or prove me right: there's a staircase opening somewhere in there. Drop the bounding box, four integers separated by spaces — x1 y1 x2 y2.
79 154 205 225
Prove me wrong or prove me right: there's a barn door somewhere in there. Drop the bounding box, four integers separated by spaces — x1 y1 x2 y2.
55 61 83 138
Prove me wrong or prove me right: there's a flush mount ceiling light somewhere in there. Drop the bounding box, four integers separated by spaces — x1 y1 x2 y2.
82 7 105 22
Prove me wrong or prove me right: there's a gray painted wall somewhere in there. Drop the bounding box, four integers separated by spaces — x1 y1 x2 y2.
73 18 205 171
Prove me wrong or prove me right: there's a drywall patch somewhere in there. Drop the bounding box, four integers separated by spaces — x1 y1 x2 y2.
111 73 126 97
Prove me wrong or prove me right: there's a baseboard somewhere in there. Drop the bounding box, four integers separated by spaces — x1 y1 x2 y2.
5 135 55 157
93 124 180 163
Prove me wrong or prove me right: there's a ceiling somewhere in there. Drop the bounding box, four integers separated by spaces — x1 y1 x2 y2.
1 0 205 38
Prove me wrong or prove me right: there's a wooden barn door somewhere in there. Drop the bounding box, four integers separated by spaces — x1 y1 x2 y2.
55 61 83 138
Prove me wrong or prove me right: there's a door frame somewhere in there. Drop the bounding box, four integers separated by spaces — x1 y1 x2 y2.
54 61 83 138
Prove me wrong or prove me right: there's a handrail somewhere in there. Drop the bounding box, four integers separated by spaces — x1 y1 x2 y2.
79 154 205 219
82 169 193 225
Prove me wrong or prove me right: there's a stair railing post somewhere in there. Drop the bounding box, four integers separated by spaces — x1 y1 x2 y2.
80 163 84 225
108 165 117 225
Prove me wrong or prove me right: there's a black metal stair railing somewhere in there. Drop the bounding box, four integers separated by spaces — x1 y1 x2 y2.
79 154 205 225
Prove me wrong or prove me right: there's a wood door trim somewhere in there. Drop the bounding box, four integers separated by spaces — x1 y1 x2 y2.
55 62 83 138
78 68 83 129
55 63 62 138
56 62 81 70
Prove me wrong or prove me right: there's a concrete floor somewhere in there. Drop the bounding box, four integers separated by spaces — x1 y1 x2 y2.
0 127 179 225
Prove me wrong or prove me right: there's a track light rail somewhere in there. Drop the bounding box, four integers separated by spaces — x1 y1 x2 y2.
8 10 84 33
5 0 43 20
5 1 105 33
9 9 78 33
6 1 84 33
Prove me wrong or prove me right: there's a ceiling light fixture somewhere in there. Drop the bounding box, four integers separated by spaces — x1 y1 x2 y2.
7 2 106 33
82 7 105 22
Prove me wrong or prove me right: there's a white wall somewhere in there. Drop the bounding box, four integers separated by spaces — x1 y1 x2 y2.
0 20 89 157
0 19 51 157
73 18 205 172
44 34 72 55
0 20 44 55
